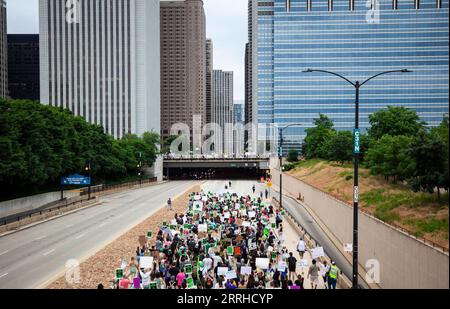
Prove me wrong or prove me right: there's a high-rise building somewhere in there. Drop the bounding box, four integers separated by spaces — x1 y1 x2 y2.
160 0 206 142
234 100 244 124
252 0 449 152
0 0 7 98
206 38 213 124
212 70 234 154
39 0 161 138
245 0 258 151
8 34 40 100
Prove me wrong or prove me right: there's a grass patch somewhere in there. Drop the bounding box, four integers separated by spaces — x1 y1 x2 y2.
374 210 401 223
294 158 324 169
404 217 449 238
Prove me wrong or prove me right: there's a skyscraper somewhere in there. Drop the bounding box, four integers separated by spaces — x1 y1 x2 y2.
212 70 234 154
0 0 7 98
8 34 40 100
206 38 213 124
39 0 161 138
252 0 449 152
160 0 206 142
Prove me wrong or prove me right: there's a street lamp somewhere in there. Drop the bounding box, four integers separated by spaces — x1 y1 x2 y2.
303 68 412 289
278 123 303 212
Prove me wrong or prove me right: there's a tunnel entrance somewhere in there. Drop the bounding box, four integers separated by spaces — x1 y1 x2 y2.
164 167 268 181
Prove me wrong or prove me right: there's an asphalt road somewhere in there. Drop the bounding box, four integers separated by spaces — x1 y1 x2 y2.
0 180 196 289
270 187 369 289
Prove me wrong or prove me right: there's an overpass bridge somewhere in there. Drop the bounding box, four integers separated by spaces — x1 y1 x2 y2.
162 156 272 180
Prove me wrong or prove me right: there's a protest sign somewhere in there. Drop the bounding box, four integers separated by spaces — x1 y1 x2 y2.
278 261 287 272
198 224 208 233
311 247 325 259
241 266 252 275
187 277 196 289
202 196 208 202
248 211 256 218
146 231 152 238
116 268 123 279
344 243 353 252
185 264 193 274
226 270 238 280
150 282 158 289
271 251 278 260
255 258 270 270
227 246 234 256
140 257 154 270
242 221 251 228
194 195 201 201
218 267 229 276
224 212 230 219
193 202 203 213
298 260 309 268
234 246 241 256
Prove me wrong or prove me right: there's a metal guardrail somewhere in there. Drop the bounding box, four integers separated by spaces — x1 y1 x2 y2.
1 178 157 227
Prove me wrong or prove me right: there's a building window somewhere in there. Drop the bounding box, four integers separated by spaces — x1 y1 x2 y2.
393 0 398 9
437 0 442 8
328 0 333 11
349 0 354 11
307 0 312 11
286 0 290 12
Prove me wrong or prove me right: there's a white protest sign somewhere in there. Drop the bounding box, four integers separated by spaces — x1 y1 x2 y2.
311 247 325 259
232 211 238 217
240 209 247 216
193 201 203 212
170 219 177 226
140 257 154 269
225 270 237 280
248 211 256 218
224 212 230 219
202 196 208 202
218 267 229 276
241 266 252 275
242 221 251 228
344 243 353 252
194 195 201 201
255 258 270 270
235 203 241 210
298 259 309 268
277 261 287 272
198 224 207 233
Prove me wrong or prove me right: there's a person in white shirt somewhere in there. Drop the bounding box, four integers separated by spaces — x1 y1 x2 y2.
297 237 306 259
203 255 213 272
319 260 331 289
139 268 152 289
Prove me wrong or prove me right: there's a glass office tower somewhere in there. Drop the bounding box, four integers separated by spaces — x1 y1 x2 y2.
254 0 449 152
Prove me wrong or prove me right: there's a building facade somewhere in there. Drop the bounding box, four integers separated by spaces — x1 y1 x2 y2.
8 34 40 100
0 0 7 98
39 0 161 138
212 70 234 154
253 0 449 152
206 38 213 124
160 0 206 142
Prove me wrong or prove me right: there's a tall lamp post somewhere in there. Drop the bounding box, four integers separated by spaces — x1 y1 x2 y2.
278 123 303 211
303 68 412 289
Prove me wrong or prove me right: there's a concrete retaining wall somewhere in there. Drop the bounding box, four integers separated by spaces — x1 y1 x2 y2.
271 168 449 289
0 190 80 218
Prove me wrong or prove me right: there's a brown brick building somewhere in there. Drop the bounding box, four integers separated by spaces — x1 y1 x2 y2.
160 0 206 142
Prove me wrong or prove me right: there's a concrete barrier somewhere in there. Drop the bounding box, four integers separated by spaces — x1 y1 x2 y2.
271 168 449 289
0 190 80 219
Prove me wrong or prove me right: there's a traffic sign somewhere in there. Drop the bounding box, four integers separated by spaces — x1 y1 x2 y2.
61 174 91 186
354 129 361 154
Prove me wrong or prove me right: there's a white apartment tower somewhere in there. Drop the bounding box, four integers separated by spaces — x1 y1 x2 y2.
39 0 161 138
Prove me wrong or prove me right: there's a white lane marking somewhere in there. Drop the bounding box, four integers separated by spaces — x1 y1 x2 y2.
0 250 9 256
98 222 107 228
35 236 46 241
0 273 8 279
43 249 55 256
74 234 85 240
66 224 74 228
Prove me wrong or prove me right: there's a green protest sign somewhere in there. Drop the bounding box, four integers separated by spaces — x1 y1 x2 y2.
202 238 208 245
272 251 278 260
187 277 195 289
150 282 158 289
162 221 167 227
184 224 190 229
147 231 152 238
170 225 176 230
116 268 124 279
264 228 269 237
185 264 193 274
271 223 276 229
227 246 234 256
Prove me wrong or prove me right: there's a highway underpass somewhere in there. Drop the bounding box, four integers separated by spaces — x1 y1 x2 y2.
163 158 271 180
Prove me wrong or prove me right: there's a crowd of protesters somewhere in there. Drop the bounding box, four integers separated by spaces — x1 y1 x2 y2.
111 184 340 289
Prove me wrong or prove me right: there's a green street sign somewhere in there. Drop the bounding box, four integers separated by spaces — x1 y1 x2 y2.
354 129 361 154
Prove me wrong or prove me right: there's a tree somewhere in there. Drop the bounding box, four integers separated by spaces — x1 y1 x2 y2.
303 114 336 159
368 106 425 140
162 135 179 154
287 149 299 162
322 131 354 164
408 125 449 198
365 135 415 183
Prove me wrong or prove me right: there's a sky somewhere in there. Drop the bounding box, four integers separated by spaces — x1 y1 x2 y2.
6 0 248 100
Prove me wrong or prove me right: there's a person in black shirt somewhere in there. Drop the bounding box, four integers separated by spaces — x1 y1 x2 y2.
287 252 297 281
